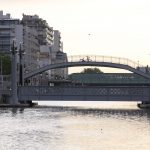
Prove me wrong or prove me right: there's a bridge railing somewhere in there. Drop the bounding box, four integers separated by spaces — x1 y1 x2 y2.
67 55 144 69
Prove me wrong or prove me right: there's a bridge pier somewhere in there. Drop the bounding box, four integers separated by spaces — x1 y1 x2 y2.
10 41 18 105
137 102 150 109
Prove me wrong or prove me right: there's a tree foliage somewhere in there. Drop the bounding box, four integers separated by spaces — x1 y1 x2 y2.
81 68 103 74
0 54 11 75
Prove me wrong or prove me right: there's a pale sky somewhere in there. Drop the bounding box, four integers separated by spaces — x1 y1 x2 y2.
1 0 150 69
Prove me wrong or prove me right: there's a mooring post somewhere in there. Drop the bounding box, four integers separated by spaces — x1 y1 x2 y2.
11 40 18 105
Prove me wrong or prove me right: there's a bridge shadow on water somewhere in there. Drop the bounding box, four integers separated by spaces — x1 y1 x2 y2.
37 105 150 120
1 105 150 121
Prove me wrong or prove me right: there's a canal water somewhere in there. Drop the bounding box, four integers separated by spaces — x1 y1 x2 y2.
0 102 150 150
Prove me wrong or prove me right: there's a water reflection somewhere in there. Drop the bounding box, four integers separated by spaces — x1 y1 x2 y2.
0 106 150 150
11 108 25 116
31 106 150 121
1 106 150 120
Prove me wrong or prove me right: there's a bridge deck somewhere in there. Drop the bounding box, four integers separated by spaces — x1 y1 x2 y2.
18 85 150 102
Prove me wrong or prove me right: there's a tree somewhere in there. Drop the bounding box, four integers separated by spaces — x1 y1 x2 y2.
0 54 11 75
81 67 103 74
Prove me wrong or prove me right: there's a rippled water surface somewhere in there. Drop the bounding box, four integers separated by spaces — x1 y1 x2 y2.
0 102 150 150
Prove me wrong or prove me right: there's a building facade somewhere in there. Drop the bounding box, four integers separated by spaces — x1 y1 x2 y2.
54 51 68 79
0 11 23 53
22 14 68 81
22 14 53 84
22 14 53 46
0 11 68 86
0 11 40 85
51 30 68 79
53 30 63 52
23 26 40 73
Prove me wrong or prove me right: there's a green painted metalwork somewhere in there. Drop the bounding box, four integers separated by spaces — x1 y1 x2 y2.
69 73 150 84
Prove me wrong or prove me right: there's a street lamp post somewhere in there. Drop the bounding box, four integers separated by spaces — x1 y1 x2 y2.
19 43 25 86
0 57 3 89
10 40 18 105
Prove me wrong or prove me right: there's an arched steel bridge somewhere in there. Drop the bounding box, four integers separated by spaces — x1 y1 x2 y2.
24 55 150 79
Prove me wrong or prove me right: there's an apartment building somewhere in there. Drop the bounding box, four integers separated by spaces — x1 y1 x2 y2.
23 26 40 73
51 30 68 79
55 51 68 79
0 11 23 53
22 14 53 83
53 30 63 52
0 11 41 85
0 11 68 86
22 14 68 81
22 14 53 46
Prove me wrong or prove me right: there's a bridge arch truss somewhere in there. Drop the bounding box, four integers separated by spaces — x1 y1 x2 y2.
24 55 150 79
